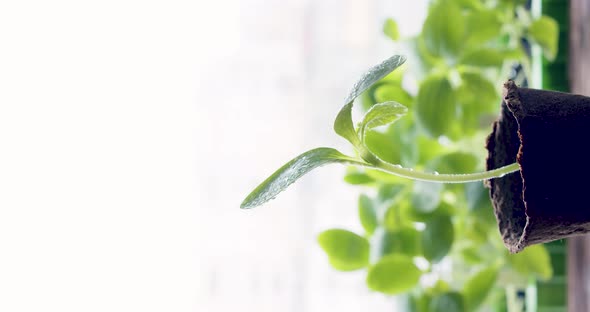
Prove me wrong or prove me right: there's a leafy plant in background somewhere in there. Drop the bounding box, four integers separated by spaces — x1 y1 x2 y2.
242 0 559 311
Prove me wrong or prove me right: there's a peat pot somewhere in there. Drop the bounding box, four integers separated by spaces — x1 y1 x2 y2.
486 80 590 253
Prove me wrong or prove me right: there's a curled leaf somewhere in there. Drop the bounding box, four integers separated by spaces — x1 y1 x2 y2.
334 102 363 148
343 55 407 105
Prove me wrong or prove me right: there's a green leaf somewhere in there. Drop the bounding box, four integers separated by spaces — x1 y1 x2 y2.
397 122 420 166
335 54 406 148
459 49 505 67
371 227 421 259
417 136 448 164
457 71 498 134
406 293 432 312
383 18 400 41
422 0 465 58
334 102 363 148
429 292 465 312
465 219 492 244
318 229 370 271
378 184 408 229
503 48 527 61
422 214 454 262
359 82 382 111
459 245 483 264
463 267 499 311
528 16 558 61
343 171 374 185
465 182 494 223
405 37 443 80
460 48 525 68
366 254 422 294
241 148 365 209
359 194 378 235
415 74 457 138
384 199 414 229
412 181 443 214
428 152 478 174
456 0 482 10
365 168 408 185
500 0 527 6
465 182 492 211
464 10 502 47
374 83 413 108
507 244 553 280
429 280 451 295
378 183 406 202
364 130 402 164
457 71 498 106
343 54 407 105
359 102 408 141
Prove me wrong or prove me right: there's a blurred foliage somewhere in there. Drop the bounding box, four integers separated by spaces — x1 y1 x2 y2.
317 0 558 310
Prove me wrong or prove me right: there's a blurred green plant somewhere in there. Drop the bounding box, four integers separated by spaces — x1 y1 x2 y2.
241 0 559 310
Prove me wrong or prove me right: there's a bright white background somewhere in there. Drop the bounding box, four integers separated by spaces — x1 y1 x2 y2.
0 1 425 311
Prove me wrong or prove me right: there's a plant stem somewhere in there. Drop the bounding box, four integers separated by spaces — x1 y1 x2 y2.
367 159 520 183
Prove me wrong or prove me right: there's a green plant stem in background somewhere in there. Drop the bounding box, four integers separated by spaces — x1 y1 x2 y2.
370 159 519 183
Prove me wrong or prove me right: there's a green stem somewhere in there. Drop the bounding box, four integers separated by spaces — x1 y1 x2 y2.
364 159 520 183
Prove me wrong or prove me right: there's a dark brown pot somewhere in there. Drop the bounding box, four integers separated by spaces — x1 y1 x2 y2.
486 81 590 253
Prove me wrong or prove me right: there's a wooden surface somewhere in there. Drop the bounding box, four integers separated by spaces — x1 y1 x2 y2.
568 0 590 311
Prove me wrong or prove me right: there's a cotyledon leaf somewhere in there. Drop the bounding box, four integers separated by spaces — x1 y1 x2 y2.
335 55 406 147
241 148 367 209
358 101 408 142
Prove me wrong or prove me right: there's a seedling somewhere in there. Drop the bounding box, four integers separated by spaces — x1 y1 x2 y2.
241 55 519 209
241 53 590 254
